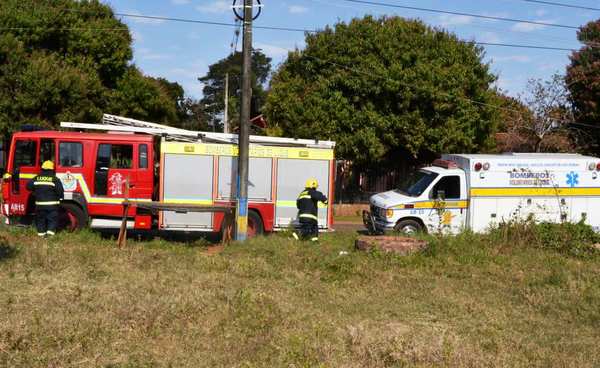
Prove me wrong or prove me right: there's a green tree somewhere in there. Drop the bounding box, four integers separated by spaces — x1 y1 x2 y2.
0 0 184 134
566 18 600 152
106 67 179 124
0 34 105 137
199 50 271 131
264 16 501 167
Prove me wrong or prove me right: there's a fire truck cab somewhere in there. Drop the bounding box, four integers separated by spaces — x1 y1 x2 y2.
2 131 154 230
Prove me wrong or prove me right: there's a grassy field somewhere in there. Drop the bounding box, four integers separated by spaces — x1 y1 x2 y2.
333 215 363 223
1 224 599 367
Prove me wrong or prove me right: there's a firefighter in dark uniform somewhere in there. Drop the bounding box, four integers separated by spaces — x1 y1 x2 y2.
26 161 64 237
293 178 328 242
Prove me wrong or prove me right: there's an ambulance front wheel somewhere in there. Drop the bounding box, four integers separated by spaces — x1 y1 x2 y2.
394 219 423 235
59 202 87 231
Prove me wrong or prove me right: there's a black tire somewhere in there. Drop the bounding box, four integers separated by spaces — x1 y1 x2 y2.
219 210 264 240
59 202 87 231
394 219 423 235
248 210 264 237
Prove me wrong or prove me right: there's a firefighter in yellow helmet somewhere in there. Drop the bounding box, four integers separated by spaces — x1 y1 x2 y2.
26 161 64 237
293 178 328 242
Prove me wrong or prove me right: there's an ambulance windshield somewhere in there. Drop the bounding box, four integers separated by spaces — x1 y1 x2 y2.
395 170 438 197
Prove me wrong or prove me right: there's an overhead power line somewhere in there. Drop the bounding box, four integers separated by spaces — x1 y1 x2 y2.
0 27 129 31
0 25 577 51
309 0 600 49
334 0 579 29
517 0 600 12
3 6 586 52
476 42 573 51
115 12 316 33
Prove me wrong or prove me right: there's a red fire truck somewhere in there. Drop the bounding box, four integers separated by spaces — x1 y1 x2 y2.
1 115 336 236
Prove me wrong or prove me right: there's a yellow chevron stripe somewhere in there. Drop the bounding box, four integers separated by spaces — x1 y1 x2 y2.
8 173 37 179
394 200 468 209
55 173 150 204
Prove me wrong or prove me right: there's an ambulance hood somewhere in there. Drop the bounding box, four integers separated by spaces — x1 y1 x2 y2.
370 190 413 208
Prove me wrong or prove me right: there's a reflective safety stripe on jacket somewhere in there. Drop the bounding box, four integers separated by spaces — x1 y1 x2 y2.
296 187 328 222
34 176 55 185
297 192 312 200
299 213 318 221
34 181 56 187
36 201 60 206
26 170 64 208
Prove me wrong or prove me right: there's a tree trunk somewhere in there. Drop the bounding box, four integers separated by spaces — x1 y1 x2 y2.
534 136 543 152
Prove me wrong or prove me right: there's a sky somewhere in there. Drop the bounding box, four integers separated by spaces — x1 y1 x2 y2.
104 0 599 99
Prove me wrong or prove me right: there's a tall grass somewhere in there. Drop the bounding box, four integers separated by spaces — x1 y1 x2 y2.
0 223 599 367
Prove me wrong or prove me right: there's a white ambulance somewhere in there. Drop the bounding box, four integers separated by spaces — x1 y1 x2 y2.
367 153 600 234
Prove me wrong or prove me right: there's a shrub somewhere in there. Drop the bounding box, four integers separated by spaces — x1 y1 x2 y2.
488 219 599 257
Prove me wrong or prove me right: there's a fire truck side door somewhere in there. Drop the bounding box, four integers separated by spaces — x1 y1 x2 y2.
9 139 39 215
94 143 110 196
94 143 138 198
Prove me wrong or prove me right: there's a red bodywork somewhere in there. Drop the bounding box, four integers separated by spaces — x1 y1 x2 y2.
1 130 316 233
2 131 154 221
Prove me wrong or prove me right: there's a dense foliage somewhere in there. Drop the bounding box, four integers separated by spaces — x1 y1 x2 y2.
0 0 186 135
566 18 600 152
264 16 502 167
488 219 599 257
199 50 271 131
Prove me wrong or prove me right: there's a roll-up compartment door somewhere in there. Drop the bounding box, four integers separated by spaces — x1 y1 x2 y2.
218 157 272 201
162 154 213 229
276 159 329 228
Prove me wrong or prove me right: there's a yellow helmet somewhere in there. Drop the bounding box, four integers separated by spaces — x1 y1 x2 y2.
41 160 54 170
305 178 318 189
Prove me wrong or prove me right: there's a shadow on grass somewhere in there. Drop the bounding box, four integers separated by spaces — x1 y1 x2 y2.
94 228 222 246
0 239 19 262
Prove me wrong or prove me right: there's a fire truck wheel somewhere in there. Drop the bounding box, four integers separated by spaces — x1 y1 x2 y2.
59 203 87 231
247 210 264 237
394 219 423 235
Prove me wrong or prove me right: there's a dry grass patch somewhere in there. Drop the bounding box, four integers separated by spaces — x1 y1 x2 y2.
0 225 599 367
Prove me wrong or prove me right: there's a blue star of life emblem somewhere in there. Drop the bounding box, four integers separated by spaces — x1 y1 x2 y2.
566 171 579 187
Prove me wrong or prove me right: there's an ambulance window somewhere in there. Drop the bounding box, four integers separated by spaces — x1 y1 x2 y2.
396 170 438 197
14 140 37 168
139 144 148 169
59 142 83 167
110 144 133 169
40 139 55 165
431 176 461 199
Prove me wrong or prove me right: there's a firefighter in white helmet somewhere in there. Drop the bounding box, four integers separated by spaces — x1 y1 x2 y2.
293 178 328 242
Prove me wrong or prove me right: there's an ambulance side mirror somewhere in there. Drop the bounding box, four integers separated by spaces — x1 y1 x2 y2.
436 190 446 200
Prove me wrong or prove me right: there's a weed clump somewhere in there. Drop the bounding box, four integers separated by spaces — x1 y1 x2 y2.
0 242 19 262
488 220 599 257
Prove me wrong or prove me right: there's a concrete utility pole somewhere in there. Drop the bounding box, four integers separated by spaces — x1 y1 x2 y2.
235 0 253 241
223 72 229 134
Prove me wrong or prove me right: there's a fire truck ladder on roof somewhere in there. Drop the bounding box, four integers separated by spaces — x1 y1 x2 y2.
61 114 335 149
